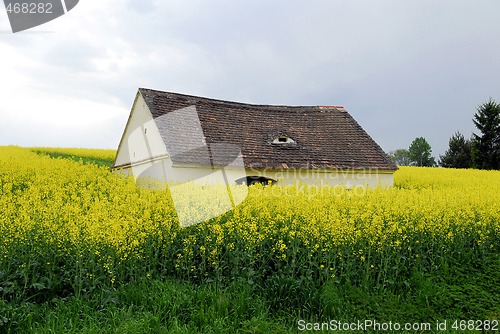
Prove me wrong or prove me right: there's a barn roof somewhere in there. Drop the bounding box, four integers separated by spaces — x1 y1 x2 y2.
138 88 397 171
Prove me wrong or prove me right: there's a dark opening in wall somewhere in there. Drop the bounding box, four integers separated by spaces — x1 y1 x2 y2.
235 176 277 186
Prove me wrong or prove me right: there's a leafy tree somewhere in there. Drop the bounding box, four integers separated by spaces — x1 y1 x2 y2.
408 137 436 167
439 131 472 168
388 149 412 166
471 99 500 170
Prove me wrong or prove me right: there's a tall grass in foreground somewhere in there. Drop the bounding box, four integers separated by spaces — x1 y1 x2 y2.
0 146 499 332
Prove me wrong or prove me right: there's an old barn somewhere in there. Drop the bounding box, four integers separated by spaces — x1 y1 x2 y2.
112 88 397 189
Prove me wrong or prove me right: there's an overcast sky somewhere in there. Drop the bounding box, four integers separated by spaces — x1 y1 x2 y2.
1 1 499 158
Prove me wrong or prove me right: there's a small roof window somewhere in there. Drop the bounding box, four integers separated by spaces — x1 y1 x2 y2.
272 135 295 145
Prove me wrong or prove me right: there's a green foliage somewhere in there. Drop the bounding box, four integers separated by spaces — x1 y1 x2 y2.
387 149 411 166
2 259 499 333
32 149 115 168
439 131 472 168
471 98 500 170
1 147 499 332
408 137 436 167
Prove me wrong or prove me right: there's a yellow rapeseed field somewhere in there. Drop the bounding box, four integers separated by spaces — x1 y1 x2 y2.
0 146 499 297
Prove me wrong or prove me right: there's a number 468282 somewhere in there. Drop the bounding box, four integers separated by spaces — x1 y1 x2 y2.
5 2 53 14
451 320 498 331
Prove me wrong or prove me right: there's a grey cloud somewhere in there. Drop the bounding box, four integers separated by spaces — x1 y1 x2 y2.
1 0 500 156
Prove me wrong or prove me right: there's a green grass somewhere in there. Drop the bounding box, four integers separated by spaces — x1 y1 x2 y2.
31 149 115 168
1 148 499 333
2 279 292 334
2 258 499 333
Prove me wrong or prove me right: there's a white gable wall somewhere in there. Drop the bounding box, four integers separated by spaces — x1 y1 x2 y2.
114 92 168 168
113 92 248 187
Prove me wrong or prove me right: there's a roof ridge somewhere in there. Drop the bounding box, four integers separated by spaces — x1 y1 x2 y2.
139 88 344 111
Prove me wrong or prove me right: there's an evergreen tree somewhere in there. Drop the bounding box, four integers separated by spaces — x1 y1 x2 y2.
471 99 500 170
439 132 472 168
408 137 436 167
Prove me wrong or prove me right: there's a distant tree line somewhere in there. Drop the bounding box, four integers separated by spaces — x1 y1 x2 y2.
388 98 500 169
388 137 437 167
